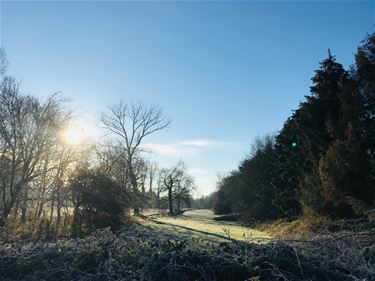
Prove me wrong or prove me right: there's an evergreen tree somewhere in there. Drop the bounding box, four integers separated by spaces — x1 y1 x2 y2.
356 33 375 184
237 136 278 220
354 32 375 209
273 94 329 216
214 172 241 215
213 34 375 221
304 50 372 217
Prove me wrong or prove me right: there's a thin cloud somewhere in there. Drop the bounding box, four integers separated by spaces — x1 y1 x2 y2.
140 142 196 157
176 140 221 147
140 139 244 158
176 139 242 147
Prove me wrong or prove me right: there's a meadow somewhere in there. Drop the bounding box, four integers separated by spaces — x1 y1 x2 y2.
145 209 271 243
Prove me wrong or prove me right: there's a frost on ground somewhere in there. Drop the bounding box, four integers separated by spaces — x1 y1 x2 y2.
0 220 374 281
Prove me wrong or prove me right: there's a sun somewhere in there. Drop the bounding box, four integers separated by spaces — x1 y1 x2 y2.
63 127 84 145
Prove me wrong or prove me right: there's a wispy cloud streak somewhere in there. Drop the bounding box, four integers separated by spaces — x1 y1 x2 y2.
140 139 246 157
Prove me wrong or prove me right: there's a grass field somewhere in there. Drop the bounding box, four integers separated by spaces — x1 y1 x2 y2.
142 209 271 243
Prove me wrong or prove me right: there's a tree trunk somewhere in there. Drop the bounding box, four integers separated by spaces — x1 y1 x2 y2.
71 205 80 237
37 201 44 219
56 206 61 233
56 194 61 233
177 196 180 215
50 192 55 222
20 188 28 223
141 181 145 193
168 185 173 216
149 177 153 194
128 162 140 215
12 198 19 221
1 188 21 227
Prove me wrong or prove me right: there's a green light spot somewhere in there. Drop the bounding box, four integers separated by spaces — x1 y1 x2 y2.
291 142 297 148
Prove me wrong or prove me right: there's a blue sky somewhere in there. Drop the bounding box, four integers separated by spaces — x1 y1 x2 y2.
1 1 374 196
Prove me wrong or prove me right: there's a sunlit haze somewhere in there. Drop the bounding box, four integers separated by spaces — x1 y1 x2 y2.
62 126 84 146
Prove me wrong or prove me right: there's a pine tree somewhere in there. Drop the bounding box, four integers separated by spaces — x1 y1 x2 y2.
316 52 371 217
356 33 375 177
238 136 279 220
273 93 329 216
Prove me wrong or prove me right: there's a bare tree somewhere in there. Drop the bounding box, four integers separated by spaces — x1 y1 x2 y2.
0 79 70 226
159 161 194 215
160 166 182 216
148 162 158 194
94 143 123 175
100 101 170 214
175 173 195 214
156 169 165 201
0 49 8 77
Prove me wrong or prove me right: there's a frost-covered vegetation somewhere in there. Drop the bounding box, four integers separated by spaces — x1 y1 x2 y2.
1 218 374 281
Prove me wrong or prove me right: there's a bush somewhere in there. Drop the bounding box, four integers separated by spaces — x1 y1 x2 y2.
70 168 129 235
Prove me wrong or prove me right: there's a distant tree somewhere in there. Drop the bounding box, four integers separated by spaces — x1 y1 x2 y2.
159 161 194 215
135 157 148 194
161 164 182 216
213 136 281 221
174 171 195 214
147 162 159 194
192 192 217 209
214 172 241 215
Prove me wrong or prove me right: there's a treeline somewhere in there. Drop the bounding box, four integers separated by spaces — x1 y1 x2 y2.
213 33 375 222
0 50 194 236
191 192 217 209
